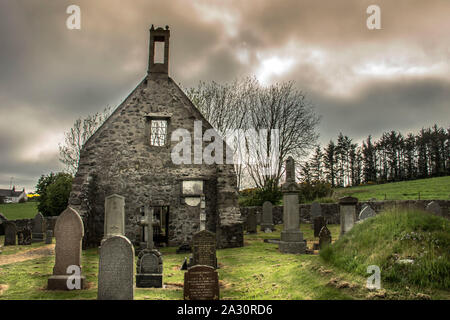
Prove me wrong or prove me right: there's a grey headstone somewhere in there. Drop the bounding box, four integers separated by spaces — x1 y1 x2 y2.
45 230 53 244
103 194 125 242
261 201 274 232
18 227 32 245
98 235 134 300
318 225 332 249
136 249 163 288
192 230 217 268
310 202 322 218
32 212 45 243
425 201 442 216
4 221 17 246
359 206 376 221
48 207 85 290
339 197 358 235
246 209 257 234
313 216 326 237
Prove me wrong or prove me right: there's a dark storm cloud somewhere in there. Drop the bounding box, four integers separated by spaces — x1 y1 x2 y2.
0 0 449 190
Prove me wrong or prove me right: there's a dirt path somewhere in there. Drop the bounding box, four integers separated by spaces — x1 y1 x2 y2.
0 245 55 266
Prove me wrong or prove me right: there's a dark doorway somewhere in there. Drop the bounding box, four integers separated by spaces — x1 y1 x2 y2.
152 206 169 246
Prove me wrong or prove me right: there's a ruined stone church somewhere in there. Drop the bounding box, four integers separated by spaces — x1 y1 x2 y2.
69 25 243 249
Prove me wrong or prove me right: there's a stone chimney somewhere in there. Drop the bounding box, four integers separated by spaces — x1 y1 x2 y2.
148 25 170 77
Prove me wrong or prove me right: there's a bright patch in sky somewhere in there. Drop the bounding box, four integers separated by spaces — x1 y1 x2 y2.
256 56 296 84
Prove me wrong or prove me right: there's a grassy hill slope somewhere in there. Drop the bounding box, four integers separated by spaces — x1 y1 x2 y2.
320 209 449 291
0 202 38 220
333 176 450 201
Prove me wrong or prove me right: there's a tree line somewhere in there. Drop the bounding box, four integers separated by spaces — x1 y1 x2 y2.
302 124 450 187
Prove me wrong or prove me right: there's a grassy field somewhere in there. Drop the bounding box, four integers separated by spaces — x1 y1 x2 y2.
1 212 448 300
0 202 38 220
333 176 450 201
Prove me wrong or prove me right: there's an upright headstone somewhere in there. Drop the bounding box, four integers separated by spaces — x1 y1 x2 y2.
31 212 45 243
4 221 17 246
246 209 257 234
425 201 442 216
310 202 322 219
279 157 306 254
18 227 32 245
192 230 217 268
359 205 376 221
48 207 85 290
102 194 125 244
261 201 275 232
184 265 219 300
318 225 332 249
136 206 163 288
0 213 7 236
45 230 53 244
313 216 326 237
339 196 358 235
199 195 206 231
98 235 134 300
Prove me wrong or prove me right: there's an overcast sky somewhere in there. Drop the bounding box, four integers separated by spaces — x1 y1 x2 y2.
0 0 449 192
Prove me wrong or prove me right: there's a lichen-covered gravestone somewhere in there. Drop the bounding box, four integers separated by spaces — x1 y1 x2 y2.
313 216 326 237
425 201 442 216
192 230 217 268
45 230 53 244
279 157 306 254
48 207 85 290
18 227 32 245
4 221 17 246
318 225 332 249
102 194 125 244
261 201 274 232
184 265 219 300
32 212 45 243
246 209 257 234
339 196 358 235
358 205 376 221
98 235 134 300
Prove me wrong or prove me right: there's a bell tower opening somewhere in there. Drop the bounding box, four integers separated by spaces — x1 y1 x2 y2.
148 25 170 76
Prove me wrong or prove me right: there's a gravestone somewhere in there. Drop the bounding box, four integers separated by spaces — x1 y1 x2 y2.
425 201 442 216
102 194 125 244
261 201 275 232
246 209 257 234
4 221 17 246
313 216 326 237
310 202 322 219
31 212 45 243
359 205 376 221
0 212 7 236
184 265 219 300
48 207 85 290
192 230 217 268
279 157 306 254
45 230 53 244
18 227 32 245
98 235 134 300
339 196 358 235
136 206 163 288
318 225 332 249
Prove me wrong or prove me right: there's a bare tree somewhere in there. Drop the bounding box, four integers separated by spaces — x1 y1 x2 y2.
187 77 320 189
59 107 112 175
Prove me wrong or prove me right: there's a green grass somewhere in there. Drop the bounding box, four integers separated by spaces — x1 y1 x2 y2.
1 220 448 300
333 176 450 201
321 209 450 292
0 202 38 220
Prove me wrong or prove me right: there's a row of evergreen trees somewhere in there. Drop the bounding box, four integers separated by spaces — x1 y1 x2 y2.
301 124 450 187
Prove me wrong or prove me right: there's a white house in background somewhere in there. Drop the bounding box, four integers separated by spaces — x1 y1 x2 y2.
0 186 27 203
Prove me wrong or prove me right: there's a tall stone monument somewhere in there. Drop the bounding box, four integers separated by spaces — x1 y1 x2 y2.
339 196 358 235
31 212 45 243
136 206 163 288
98 235 135 300
102 194 125 244
48 207 85 290
278 157 306 254
261 201 275 232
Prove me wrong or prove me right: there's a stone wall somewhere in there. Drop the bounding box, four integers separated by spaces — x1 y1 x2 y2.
240 200 450 225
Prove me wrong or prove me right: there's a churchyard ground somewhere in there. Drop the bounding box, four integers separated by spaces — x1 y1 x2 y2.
1 210 448 300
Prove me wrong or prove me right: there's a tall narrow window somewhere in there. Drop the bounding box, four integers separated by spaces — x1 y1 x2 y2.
154 41 165 64
150 119 168 146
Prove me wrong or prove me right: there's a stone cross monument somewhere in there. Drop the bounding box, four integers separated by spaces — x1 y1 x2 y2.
278 157 306 254
136 206 163 288
200 195 206 231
